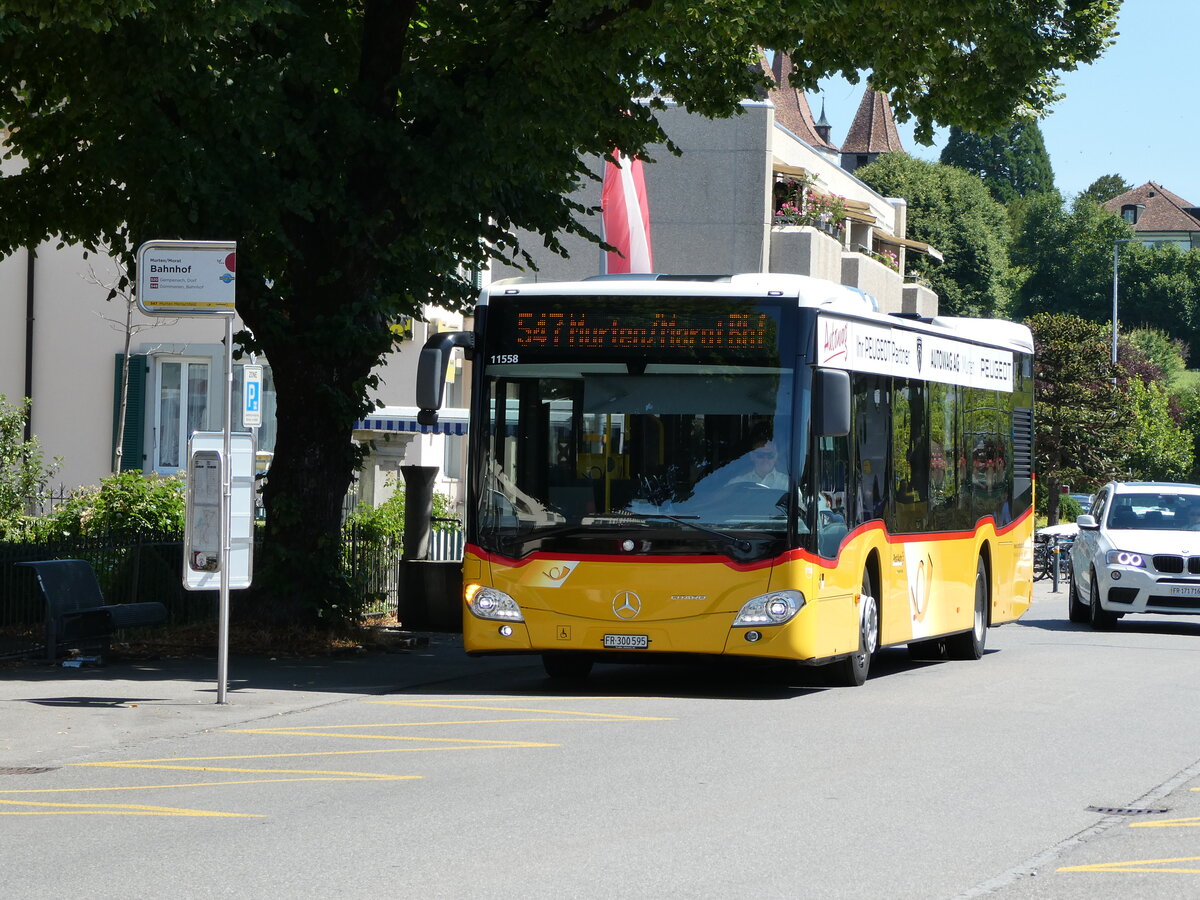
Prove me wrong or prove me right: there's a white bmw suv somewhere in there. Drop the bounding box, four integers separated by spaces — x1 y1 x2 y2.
1069 481 1200 629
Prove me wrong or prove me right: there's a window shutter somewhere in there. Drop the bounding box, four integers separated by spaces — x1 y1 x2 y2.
112 354 148 471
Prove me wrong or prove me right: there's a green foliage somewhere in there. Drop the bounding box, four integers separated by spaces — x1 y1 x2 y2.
1128 328 1189 386
1176 386 1200 483
1122 378 1194 482
1113 243 1200 361
1026 313 1132 523
345 484 457 542
29 471 185 540
0 1 1120 626
939 120 1055 204
0 395 60 540
1081 173 1131 204
1011 192 1134 321
855 153 1011 316
1013 194 1200 360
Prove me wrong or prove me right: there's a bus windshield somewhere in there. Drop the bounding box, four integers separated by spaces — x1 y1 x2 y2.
477 296 804 560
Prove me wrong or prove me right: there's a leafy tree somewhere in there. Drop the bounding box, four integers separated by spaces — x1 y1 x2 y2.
0 395 59 539
1114 243 1200 361
1026 313 1132 525
856 154 1011 317
0 2 1121 628
1122 378 1193 482
939 120 1055 203
1011 192 1134 321
1176 387 1200 483
1081 173 1131 204
1013 195 1200 357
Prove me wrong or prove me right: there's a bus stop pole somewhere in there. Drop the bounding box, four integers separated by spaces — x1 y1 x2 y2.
217 314 233 704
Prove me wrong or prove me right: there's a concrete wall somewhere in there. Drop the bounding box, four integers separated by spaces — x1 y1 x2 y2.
769 226 843 283
495 102 774 281
841 253 903 312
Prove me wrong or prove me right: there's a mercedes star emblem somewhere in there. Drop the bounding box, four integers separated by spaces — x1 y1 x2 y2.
612 590 642 619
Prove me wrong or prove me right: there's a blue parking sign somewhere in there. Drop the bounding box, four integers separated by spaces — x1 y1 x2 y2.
243 365 263 427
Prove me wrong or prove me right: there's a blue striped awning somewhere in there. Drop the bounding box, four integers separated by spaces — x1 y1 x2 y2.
353 406 469 436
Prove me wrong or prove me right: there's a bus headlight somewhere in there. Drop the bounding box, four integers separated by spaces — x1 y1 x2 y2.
733 590 805 627
465 584 525 622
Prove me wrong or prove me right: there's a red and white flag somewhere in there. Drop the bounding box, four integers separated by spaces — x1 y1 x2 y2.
601 149 653 274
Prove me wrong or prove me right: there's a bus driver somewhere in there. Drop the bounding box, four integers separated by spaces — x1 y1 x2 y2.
727 438 788 490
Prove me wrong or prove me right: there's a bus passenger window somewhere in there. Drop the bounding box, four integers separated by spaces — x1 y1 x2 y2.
853 375 889 528
816 433 849 558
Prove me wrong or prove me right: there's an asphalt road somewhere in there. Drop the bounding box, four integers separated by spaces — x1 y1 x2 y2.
4 575 1200 899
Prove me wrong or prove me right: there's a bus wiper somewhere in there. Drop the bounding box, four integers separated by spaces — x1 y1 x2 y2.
613 510 752 553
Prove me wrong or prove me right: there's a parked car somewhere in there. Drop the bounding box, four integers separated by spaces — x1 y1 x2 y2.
1069 481 1200 629
1066 493 1094 513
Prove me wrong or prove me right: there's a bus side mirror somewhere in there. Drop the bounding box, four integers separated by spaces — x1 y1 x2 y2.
814 368 850 437
416 330 474 425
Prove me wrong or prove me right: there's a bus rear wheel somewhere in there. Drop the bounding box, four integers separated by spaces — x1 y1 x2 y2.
827 568 878 687
946 556 988 660
542 654 594 681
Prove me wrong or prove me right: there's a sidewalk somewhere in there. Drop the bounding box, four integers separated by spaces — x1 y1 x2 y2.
0 631 527 769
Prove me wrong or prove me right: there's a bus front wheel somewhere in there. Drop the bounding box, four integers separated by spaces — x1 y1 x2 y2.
827 568 878 687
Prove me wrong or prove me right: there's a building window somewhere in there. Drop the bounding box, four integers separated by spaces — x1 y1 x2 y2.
1122 204 1140 224
155 358 209 471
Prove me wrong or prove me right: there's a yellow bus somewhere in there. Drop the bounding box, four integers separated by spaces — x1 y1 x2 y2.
416 274 1034 685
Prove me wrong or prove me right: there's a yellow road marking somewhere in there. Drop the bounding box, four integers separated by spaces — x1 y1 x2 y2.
365 700 672 721
1060 857 1200 874
1132 817 1200 828
248 717 654 727
215 732 556 746
0 799 262 818
77 764 410 779
0 776 419 794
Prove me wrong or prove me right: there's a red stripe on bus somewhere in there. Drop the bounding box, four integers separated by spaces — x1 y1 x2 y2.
465 505 1032 573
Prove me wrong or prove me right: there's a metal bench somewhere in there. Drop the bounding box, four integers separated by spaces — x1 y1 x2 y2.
16 559 168 663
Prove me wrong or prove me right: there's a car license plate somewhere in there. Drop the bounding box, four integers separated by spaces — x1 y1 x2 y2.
1170 585 1200 597
603 634 649 649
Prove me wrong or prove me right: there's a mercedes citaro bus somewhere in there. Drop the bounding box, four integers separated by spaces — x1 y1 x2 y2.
416 273 1034 685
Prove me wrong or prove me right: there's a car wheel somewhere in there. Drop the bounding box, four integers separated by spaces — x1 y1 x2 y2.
1088 568 1118 631
947 556 988 660
828 568 878 687
1067 565 1089 623
542 654 594 681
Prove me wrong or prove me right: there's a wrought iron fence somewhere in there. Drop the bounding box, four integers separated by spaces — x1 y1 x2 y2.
1 524 466 631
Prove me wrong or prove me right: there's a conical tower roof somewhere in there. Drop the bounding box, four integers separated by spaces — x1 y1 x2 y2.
766 53 838 152
841 89 903 154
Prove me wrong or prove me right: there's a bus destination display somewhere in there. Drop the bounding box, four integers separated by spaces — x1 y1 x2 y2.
510 305 777 354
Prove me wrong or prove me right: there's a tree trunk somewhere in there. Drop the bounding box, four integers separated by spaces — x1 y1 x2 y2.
240 340 373 628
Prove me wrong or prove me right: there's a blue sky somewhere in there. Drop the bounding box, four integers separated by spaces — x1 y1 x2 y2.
814 2 1197 203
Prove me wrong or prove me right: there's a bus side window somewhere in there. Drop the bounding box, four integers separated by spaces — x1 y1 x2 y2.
893 379 929 533
816 434 849 558
852 374 889 528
